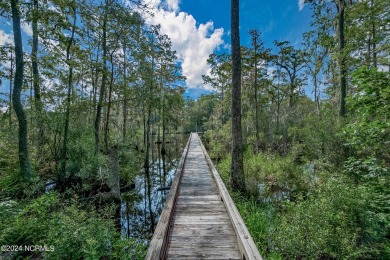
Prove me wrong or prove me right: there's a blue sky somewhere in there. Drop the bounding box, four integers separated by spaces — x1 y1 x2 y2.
0 0 314 101
174 0 313 98
180 0 312 48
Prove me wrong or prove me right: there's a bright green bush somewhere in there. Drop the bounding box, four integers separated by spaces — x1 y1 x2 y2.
272 176 389 259
230 192 277 257
218 149 311 198
344 67 390 160
203 122 231 159
288 107 345 165
215 140 389 259
0 192 146 259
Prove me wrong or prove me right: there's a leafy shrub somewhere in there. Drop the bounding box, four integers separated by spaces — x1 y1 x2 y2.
0 192 146 259
344 67 390 160
203 122 231 159
218 150 311 199
231 192 278 257
272 177 389 259
288 107 345 165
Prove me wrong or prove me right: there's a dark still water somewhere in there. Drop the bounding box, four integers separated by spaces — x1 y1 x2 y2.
120 134 189 241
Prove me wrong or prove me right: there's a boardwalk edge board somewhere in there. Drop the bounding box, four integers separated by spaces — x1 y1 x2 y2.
146 132 262 260
198 133 263 260
145 133 192 260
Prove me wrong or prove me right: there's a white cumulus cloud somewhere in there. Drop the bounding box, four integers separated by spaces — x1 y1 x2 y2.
0 30 13 46
165 0 179 11
298 0 305 11
21 22 33 36
143 0 224 89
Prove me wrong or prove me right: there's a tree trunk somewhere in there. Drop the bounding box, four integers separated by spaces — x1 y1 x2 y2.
104 53 115 152
254 56 259 145
337 0 347 117
9 50 13 130
250 30 260 145
11 0 32 179
90 47 99 116
31 0 44 160
108 146 121 201
122 43 128 142
314 75 320 114
221 81 224 125
371 0 377 68
144 106 151 168
94 6 108 153
61 5 77 181
230 0 245 192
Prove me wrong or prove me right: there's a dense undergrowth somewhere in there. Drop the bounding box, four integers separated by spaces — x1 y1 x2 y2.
205 68 390 259
217 154 389 259
0 129 147 259
0 175 147 260
0 192 146 259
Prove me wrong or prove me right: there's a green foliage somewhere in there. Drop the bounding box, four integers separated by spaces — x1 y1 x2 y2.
203 122 231 160
218 149 312 199
0 136 44 198
273 176 389 259
344 67 390 160
119 147 143 184
197 1 390 259
215 152 389 259
0 192 147 259
245 151 298 197
1 0 389 258
288 106 345 165
230 192 277 257
215 118 389 259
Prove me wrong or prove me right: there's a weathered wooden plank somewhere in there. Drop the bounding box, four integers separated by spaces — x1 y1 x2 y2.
147 133 262 260
198 133 263 260
166 256 241 260
168 255 242 260
170 224 236 236
169 235 237 242
164 133 243 259
174 206 227 214
174 203 226 209
178 195 220 200
178 188 216 193
166 249 242 260
173 219 231 225
176 200 222 205
174 211 227 216
145 134 192 260
178 190 217 196
168 244 239 251
166 255 241 260
174 215 230 220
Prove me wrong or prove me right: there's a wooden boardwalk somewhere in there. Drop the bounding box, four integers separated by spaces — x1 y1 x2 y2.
146 133 262 260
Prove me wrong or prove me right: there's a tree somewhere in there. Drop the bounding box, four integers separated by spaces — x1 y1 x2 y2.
11 0 32 179
94 0 109 154
203 53 231 125
60 0 77 184
273 41 306 110
306 0 355 117
303 29 328 114
247 29 271 146
335 0 347 117
249 29 261 145
30 0 44 158
0 45 14 129
230 0 245 192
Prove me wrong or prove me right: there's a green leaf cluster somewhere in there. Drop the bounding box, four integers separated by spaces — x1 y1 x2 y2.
0 192 146 259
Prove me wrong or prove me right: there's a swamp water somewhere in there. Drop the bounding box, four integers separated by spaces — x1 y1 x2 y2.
120 134 189 242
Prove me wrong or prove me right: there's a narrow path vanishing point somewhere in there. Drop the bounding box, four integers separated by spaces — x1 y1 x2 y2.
146 133 262 260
